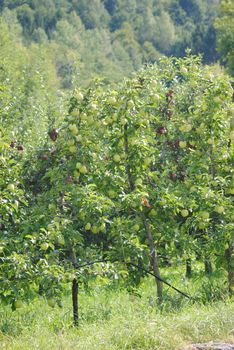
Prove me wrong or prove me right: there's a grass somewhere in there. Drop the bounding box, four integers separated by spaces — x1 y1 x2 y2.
0 266 233 350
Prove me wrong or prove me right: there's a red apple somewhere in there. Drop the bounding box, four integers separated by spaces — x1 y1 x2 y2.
17 144 24 151
156 126 167 135
48 129 59 141
169 172 177 181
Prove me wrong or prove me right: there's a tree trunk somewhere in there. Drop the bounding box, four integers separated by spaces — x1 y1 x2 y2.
225 244 234 295
72 278 79 326
204 257 213 275
186 258 192 278
141 212 163 304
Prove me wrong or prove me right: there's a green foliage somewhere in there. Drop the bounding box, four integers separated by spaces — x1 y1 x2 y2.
215 0 234 76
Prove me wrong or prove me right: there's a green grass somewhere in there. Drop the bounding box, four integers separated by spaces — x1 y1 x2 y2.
0 267 233 350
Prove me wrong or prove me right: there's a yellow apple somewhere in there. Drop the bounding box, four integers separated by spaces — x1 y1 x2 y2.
179 141 187 149
47 298 56 308
15 300 24 309
92 226 99 234
214 205 224 214
181 209 189 217
69 124 78 135
85 223 91 230
79 165 87 174
199 211 209 220
7 184 15 191
69 145 76 153
41 242 49 251
113 154 121 162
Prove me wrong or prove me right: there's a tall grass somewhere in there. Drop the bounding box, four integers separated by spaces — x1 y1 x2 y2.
0 266 233 350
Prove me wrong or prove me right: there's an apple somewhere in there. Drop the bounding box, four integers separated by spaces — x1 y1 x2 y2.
68 124 78 135
198 222 206 230
133 224 140 231
76 162 82 170
214 205 225 214
47 298 56 308
69 145 76 153
85 223 91 231
70 110 80 118
67 139 75 146
66 176 73 183
144 157 151 166
77 92 84 100
108 190 116 198
181 66 188 74
207 138 215 145
90 103 97 110
92 226 99 234
79 165 87 174
40 154 49 161
10 140 16 148
100 223 106 232
48 128 59 141
156 126 167 134
17 144 24 151
7 184 15 192
199 211 209 220
181 209 189 217
135 178 143 186
107 96 117 105
113 154 121 162
40 242 49 251
14 300 24 309
179 141 187 149
76 135 82 142
169 172 177 181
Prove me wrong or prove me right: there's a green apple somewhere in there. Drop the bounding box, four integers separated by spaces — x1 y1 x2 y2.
70 110 80 118
7 183 15 191
135 178 143 186
69 145 76 153
47 298 56 308
207 138 215 145
179 141 187 149
76 162 82 170
198 222 206 230
214 205 224 214
79 165 87 174
67 139 75 146
14 300 24 309
90 103 97 110
113 154 121 162
133 224 140 231
68 124 78 135
77 92 84 100
92 226 99 234
108 190 116 198
144 157 151 166
100 223 106 232
199 211 209 220
181 66 188 74
41 242 49 251
76 135 82 142
85 223 91 230
181 209 189 217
